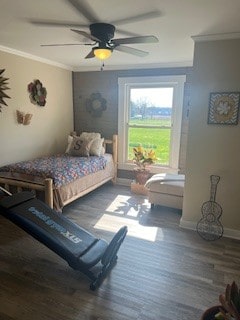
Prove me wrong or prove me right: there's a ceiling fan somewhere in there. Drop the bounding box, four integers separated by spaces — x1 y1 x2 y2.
33 0 160 61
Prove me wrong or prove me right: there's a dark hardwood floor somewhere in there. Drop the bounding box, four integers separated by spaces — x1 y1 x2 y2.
1 183 240 320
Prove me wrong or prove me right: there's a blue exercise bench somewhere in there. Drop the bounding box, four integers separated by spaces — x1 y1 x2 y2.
0 187 127 290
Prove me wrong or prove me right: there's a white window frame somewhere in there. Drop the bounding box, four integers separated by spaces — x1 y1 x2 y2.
118 75 186 173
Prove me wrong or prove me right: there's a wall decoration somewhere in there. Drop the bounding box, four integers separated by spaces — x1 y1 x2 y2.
208 92 240 125
197 175 223 241
85 92 107 117
16 110 33 125
28 79 47 107
0 69 11 112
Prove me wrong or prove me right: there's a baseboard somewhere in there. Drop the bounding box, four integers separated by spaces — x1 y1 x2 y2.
116 178 132 186
180 218 240 240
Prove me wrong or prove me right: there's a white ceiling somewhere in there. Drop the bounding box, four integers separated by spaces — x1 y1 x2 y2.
1 0 240 71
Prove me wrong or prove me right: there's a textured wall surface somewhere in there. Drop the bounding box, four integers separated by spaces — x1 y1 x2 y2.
182 38 240 232
73 67 192 176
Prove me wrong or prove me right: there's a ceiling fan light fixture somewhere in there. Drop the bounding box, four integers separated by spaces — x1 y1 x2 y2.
94 47 112 60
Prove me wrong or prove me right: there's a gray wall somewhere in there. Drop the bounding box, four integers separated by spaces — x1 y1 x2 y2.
181 38 240 233
73 67 192 177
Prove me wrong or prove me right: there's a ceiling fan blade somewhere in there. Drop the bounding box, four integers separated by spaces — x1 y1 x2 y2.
115 28 140 37
30 20 89 29
114 45 148 57
85 49 95 59
71 29 100 42
65 0 99 23
111 11 161 26
41 43 90 47
113 35 158 45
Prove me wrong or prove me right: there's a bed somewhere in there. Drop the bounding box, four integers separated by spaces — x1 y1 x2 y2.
0 132 118 211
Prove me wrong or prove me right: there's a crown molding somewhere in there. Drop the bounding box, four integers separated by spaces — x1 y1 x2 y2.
0 44 193 72
72 60 193 72
0 45 73 71
192 32 240 42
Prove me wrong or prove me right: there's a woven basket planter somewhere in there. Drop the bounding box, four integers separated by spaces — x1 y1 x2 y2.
133 169 150 185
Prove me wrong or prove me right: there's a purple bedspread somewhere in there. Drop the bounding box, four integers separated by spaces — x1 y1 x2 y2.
0 154 107 188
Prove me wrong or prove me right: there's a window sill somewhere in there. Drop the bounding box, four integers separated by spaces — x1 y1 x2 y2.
118 163 179 174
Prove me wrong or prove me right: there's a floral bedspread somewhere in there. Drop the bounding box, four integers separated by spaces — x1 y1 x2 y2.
0 154 107 188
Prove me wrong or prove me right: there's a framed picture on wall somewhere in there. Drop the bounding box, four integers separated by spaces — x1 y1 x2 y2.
208 92 240 125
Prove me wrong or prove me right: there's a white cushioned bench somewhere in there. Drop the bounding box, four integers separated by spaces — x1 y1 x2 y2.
145 173 185 210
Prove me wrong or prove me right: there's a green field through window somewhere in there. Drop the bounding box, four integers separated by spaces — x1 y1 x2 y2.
128 123 171 165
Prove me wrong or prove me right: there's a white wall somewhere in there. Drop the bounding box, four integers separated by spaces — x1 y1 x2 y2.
0 50 73 166
181 38 240 237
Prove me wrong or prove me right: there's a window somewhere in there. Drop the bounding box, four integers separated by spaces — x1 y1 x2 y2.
118 75 186 173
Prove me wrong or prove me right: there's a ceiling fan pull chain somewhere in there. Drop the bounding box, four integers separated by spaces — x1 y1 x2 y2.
100 62 105 71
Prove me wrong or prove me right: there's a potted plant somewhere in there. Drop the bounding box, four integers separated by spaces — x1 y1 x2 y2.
201 282 240 320
132 146 157 185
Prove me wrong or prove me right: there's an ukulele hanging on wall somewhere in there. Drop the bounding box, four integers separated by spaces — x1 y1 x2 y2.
197 175 224 241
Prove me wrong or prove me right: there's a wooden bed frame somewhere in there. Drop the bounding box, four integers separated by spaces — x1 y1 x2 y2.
0 134 118 210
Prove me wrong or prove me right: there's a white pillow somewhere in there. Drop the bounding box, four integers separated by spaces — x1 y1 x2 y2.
100 146 105 156
79 132 105 156
65 132 102 154
65 135 73 154
79 132 101 140
90 138 104 156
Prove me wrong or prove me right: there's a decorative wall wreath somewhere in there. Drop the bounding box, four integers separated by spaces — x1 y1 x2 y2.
86 92 107 117
28 79 47 107
0 69 11 112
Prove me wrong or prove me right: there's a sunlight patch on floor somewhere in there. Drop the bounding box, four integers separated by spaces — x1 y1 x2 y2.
94 213 160 242
105 195 148 218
